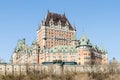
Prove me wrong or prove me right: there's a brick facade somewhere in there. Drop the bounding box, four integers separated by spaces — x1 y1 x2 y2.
11 12 108 65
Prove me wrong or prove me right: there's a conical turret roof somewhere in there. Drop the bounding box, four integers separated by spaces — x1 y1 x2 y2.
99 44 105 52
79 33 91 46
32 38 37 45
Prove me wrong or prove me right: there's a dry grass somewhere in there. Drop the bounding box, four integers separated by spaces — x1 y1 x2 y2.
0 64 120 80
0 72 120 80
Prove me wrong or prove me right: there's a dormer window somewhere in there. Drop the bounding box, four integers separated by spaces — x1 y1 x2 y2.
87 41 89 44
58 20 61 29
58 20 61 25
65 21 69 26
82 39 84 42
49 18 54 26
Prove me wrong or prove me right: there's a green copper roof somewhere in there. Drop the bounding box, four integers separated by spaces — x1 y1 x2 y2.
71 31 77 41
32 38 37 45
99 44 105 52
79 33 91 46
14 38 26 52
43 45 77 53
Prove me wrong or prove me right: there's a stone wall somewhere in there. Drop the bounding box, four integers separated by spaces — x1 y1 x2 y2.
0 64 62 75
0 64 120 75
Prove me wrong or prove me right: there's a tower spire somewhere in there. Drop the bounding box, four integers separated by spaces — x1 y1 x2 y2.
82 27 85 33
47 10 49 13
63 12 65 16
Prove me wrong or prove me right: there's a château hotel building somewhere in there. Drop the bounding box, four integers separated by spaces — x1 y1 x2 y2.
11 12 108 65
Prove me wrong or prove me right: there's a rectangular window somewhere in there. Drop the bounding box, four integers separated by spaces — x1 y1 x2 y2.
84 61 90 65
84 56 90 60
63 56 67 58
14 68 16 71
84 53 87 55
53 56 56 58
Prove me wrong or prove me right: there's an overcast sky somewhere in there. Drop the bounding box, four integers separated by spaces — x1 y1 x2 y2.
0 0 120 62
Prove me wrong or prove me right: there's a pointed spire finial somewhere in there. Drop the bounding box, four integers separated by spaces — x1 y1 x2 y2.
47 10 49 13
23 38 25 44
82 27 85 33
113 57 115 60
63 12 65 16
99 44 105 52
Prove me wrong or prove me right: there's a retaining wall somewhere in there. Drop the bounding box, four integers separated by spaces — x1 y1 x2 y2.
0 64 119 75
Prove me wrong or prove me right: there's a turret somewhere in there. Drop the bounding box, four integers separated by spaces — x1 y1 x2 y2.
71 31 77 46
78 33 92 48
32 38 40 64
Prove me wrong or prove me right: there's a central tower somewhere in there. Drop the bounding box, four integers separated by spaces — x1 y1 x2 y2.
37 12 76 50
